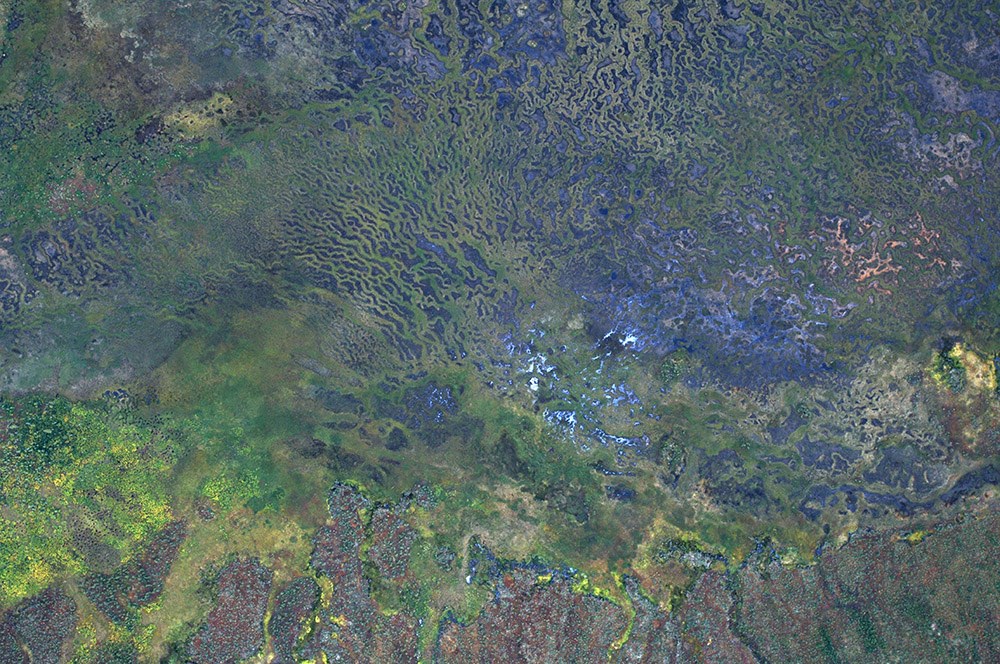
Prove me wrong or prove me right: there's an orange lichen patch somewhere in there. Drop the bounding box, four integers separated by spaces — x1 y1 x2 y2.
906 214 954 272
855 246 902 283
912 214 941 246
813 212 955 295
918 255 948 269
815 215 900 292
815 216 857 264
864 281 894 296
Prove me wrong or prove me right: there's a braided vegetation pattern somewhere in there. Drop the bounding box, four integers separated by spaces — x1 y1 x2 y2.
0 0 997 660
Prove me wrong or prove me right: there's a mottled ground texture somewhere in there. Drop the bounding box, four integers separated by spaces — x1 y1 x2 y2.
0 486 998 661
187 558 273 662
0 0 998 661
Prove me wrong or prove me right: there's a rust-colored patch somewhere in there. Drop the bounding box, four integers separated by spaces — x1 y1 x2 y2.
48 170 98 215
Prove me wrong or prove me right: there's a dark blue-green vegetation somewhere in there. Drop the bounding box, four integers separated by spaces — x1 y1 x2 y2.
0 0 997 660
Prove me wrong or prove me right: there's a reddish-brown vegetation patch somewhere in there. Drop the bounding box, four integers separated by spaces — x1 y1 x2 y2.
678 571 756 663
367 507 417 580
735 513 1000 662
613 576 681 663
188 557 273 663
0 587 77 663
268 577 319 663
300 484 419 663
437 569 627 663
83 521 187 624
48 170 99 215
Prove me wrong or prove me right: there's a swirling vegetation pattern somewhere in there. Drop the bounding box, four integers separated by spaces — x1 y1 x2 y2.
0 0 998 661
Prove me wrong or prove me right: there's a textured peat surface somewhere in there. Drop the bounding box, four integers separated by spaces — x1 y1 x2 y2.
0 0 998 661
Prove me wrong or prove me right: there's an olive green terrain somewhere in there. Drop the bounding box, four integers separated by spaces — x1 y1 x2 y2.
0 0 998 661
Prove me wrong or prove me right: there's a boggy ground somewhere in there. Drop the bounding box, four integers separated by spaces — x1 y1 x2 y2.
0 0 998 661
2 482 997 662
